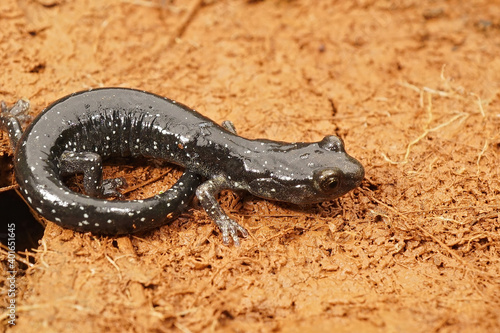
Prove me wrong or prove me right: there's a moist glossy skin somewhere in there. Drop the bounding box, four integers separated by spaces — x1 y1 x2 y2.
0 88 364 245
0 90 202 235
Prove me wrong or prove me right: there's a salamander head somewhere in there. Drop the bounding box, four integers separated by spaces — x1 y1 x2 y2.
247 135 364 204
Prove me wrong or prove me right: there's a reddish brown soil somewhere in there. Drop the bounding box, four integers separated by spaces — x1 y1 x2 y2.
1 0 499 332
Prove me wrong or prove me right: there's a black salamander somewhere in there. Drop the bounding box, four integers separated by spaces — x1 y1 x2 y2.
0 88 364 245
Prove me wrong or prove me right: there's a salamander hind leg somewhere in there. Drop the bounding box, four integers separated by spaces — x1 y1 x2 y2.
101 177 127 198
59 151 127 198
196 176 248 246
0 99 31 148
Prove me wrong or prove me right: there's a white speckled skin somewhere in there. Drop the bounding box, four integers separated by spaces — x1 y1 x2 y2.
1 89 202 235
0 88 364 245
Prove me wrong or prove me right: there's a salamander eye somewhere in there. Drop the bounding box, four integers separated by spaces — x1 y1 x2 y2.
319 135 344 152
315 168 342 193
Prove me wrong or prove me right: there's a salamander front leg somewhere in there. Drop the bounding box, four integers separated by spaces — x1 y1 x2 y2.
59 151 127 198
196 176 248 245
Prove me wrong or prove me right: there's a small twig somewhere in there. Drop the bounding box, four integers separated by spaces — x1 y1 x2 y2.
470 92 486 117
476 139 489 173
174 321 193 333
121 0 160 8
38 238 50 268
422 86 452 97
121 169 172 194
0 184 18 193
0 245 35 267
382 111 468 165
394 69 487 167
105 254 123 281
